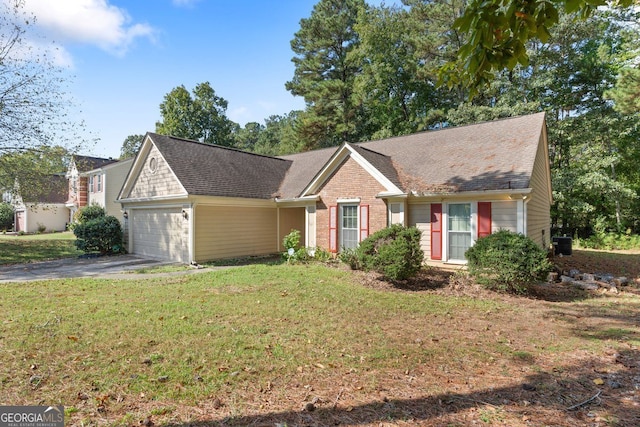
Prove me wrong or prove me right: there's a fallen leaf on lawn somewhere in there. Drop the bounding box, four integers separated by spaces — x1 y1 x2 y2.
593 378 604 385
67 336 78 342
314 363 325 369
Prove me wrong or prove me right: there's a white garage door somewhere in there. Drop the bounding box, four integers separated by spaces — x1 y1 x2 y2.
131 208 186 262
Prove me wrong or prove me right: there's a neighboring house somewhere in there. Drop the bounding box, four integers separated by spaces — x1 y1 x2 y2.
65 155 118 222
117 113 552 265
85 158 134 222
14 175 69 233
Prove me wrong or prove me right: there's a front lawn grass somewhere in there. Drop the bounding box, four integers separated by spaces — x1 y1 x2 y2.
0 231 82 265
1 263 638 426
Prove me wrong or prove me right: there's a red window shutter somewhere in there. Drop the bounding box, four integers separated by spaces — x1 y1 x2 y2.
329 205 338 253
478 202 492 238
359 205 369 241
431 203 442 260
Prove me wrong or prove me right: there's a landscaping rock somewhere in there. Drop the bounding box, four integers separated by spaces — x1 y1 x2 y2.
568 268 581 278
572 281 598 291
595 273 614 282
582 273 595 282
560 275 574 283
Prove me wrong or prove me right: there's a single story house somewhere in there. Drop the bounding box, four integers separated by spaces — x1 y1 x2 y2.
14 175 69 233
117 112 552 265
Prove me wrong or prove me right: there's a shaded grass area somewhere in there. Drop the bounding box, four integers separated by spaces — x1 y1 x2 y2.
0 263 638 426
0 232 82 265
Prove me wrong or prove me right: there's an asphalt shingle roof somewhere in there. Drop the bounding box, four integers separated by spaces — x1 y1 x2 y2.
148 133 292 199
143 113 546 200
73 155 117 172
356 112 546 194
277 112 545 198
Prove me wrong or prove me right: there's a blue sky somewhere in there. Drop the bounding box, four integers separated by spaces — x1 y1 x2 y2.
18 0 385 159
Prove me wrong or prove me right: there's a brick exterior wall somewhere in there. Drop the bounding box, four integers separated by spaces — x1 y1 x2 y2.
315 157 388 251
78 177 88 208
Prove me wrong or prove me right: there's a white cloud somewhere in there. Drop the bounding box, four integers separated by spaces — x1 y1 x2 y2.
22 0 156 56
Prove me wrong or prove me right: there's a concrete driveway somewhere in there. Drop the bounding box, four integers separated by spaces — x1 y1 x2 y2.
0 255 188 283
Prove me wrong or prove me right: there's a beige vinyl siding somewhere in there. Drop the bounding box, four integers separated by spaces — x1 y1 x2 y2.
278 207 305 252
18 204 69 233
128 145 185 199
194 205 278 262
130 208 188 263
104 160 132 221
88 182 106 209
408 202 431 259
526 134 552 248
491 200 518 233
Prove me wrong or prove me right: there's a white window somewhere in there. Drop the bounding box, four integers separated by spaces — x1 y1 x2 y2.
448 203 471 261
389 202 404 226
340 204 359 250
97 174 102 192
89 175 94 193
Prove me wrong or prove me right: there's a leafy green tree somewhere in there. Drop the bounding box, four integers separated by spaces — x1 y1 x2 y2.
286 0 368 149
232 122 264 152
119 134 145 159
156 82 236 146
252 112 304 156
531 11 640 235
0 202 14 230
606 67 640 114
352 5 436 138
0 147 68 203
447 0 638 93
0 1 86 198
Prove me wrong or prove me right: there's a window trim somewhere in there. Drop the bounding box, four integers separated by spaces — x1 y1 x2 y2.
442 201 477 264
339 203 359 251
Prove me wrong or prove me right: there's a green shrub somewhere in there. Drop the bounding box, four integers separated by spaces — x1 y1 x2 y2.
283 229 300 251
465 229 552 293
338 247 361 270
0 202 14 230
282 229 333 264
576 231 640 250
73 215 124 254
74 205 106 224
348 224 424 281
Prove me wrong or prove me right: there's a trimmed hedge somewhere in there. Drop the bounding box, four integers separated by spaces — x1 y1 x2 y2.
465 229 552 293
72 205 124 254
343 224 424 281
74 205 106 224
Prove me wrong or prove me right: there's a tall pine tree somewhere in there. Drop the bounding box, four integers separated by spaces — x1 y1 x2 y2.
286 0 367 150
